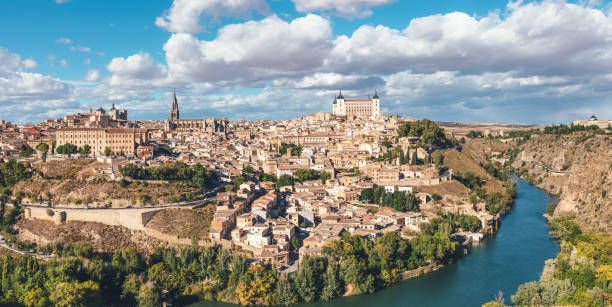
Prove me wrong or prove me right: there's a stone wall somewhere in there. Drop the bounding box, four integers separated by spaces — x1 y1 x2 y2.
24 206 164 231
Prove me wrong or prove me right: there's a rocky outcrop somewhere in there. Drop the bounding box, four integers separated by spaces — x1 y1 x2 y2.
514 133 612 233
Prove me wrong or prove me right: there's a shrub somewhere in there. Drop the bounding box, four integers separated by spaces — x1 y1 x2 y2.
546 202 557 216
46 209 54 217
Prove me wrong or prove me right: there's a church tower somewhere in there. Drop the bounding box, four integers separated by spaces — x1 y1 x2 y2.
169 89 179 121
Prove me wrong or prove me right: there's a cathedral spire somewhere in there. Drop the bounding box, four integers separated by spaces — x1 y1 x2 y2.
170 89 179 121
373 89 379 99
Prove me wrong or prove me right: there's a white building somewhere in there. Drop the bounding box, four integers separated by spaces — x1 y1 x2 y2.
332 90 381 119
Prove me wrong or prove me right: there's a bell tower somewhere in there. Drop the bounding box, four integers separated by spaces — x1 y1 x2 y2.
169 89 179 121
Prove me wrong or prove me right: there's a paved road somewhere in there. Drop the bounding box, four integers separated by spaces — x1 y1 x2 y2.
0 235 55 261
526 160 571 174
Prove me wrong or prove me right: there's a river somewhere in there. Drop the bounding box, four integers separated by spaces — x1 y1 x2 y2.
193 178 559 307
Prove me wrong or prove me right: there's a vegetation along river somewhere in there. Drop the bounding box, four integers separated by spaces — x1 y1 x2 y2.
195 178 559 307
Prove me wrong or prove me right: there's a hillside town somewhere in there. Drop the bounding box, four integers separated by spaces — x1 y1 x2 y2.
0 91 517 269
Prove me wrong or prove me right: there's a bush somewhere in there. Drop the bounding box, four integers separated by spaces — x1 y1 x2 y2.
46 209 54 217
431 194 442 202
119 178 130 188
546 202 557 216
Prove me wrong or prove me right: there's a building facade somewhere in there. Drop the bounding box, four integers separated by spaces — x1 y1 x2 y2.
165 90 230 133
332 90 381 119
56 127 148 156
573 115 611 129
63 105 128 128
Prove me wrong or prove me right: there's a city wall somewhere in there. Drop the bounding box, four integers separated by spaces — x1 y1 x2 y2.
24 206 164 231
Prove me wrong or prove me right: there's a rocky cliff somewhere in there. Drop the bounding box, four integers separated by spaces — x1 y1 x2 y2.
513 132 612 233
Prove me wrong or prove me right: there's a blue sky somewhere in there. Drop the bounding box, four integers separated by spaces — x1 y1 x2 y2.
1 0 611 124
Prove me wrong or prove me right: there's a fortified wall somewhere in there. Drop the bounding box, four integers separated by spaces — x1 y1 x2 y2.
24 206 163 230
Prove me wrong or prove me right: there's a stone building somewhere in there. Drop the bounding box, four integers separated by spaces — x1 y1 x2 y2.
63 105 128 128
56 127 148 156
164 90 230 133
332 90 381 119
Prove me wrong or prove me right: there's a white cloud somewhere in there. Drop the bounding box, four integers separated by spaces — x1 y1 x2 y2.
54 0 71 4
0 47 74 123
156 0 270 34
83 58 91 65
106 52 167 84
163 14 332 83
272 73 384 90
326 2 612 76
292 0 396 18
55 37 72 45
60 59 69 67
21 58 38 69
83 69 101 82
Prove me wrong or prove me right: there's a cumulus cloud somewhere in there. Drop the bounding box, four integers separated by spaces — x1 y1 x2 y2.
272 73 384 90
0 47 74 123
5 0 612 124
326 2 612 77
292 0 396 18
106 52 168 86
21 58 38 69
163 14 332 83
156 0 270 34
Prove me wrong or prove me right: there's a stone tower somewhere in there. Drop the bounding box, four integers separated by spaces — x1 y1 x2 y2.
169 89 179 121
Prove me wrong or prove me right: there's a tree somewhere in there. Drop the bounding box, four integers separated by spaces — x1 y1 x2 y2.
291 237 300 250
398 148 406 165
360 188 374 202
295 256 325 302
320 171 331 183
79 144 92 157
294 169 319 183
19 147 35 157
411 151 418 165
432 150 444 169
277 175 294 187
50 280 104 307
41 151 47 162
56 143 77 156
104 147 112 157
321 261 344 301
469 194 479 205
36 142 49 153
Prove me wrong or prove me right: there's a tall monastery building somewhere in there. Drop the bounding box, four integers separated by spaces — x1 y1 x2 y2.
332 90 381 119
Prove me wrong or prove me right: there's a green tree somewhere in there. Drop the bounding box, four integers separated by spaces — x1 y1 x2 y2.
79 144 92 157
360 188 374 202
50 280 104 307
320 171 331 183
277 175 295 187
36 142 49 153
321 261 344 301
411 151 418 165
432 150 444 169
104 147 112 157
295 256 325 302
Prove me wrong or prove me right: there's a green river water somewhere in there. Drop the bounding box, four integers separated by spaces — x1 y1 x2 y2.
192 178 559 307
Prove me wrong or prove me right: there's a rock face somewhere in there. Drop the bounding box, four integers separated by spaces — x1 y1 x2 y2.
514 133 612 233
